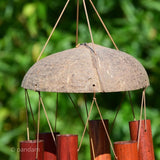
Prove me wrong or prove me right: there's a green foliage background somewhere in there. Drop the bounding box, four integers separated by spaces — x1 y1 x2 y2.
0 0 160 159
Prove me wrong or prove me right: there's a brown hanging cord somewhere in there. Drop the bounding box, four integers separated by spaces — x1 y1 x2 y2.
89 0 118 50
143 90 147 130
36 92 41 160
76 0 79 45
78 93 117 159
128 91 136 121
68 94 89 134
137 90 144 149
137 88 147 149
82 0 95 51
25 90 30 141
26 90 37 134
36 0 70 61
94 98 117 159
90 137 96 160
54 93 58 132
78 98 95 151
110 92 126 133
39 94 56 145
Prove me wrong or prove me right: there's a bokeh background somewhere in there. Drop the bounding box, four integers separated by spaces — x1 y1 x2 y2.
0 0 160 159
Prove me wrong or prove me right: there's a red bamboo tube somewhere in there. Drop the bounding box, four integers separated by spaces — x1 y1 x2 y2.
39 132 59 160
129 119 155 160
89 119 111 160
57 134 78 160
114 141 138 160
20 140 44 160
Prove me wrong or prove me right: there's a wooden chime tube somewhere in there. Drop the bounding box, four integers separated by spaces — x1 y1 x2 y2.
20 140 44 160
57 134 78 160
89 119 111 160
39 132 59 160
114 141 138 160
129 119 155 160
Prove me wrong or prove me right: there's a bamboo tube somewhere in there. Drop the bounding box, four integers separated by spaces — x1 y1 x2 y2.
114 141 138 160
20 140 44 160
39 132 59 160
57 135 78 160
129 119 155 160
89 119 111 160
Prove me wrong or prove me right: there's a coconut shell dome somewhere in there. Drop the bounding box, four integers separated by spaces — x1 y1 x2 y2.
21 43 149 93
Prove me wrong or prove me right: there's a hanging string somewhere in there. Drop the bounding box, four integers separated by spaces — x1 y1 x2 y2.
137 88 147 149
90 137 96 160
128 91 136 121
110 92 126 133
24 89 30 141
84 94 89 117
68 94 89 133
143 89 147 131
54 93 58 132
78 98 94 151
26 90 37 134
137 90 144 149
36 92 41 160
89 0 118 50
82 0 95 50
76 0 79 45
39 94 56 145
78 93 117 160
36 0 70 61
94 98 117 159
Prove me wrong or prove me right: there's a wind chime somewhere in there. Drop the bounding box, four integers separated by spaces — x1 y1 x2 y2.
20 0 155 160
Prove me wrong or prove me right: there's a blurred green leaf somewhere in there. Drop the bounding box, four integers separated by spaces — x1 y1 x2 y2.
120 0 137 23
0 125 25 145
37 2 47 20
97 0 115 14
141 0 160 12
22 3 36 17
0 108 9 121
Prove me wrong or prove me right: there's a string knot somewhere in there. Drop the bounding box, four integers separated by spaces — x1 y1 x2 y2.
76 43 80 48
